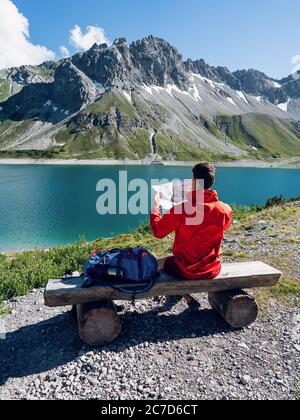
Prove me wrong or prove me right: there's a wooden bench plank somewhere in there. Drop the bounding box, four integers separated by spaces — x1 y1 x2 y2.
44 261 282 308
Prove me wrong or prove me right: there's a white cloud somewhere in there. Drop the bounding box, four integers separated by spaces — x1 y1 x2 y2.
292 55 300 65
0 0 55 70
292 55 300 81
60 45 70 58
70 25 109 51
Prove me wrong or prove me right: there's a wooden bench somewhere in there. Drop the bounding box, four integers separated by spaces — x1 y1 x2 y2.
44 261 281 347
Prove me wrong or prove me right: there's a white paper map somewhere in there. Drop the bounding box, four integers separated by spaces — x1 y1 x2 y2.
152 180 193 210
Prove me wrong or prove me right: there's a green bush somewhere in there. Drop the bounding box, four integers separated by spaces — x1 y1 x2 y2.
265 195 286 208
0 241 90 302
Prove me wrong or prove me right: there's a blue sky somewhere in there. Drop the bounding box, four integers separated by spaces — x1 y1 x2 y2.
8 0 300 78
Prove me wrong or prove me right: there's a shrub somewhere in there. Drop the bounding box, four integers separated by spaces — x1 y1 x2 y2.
265 195 286 208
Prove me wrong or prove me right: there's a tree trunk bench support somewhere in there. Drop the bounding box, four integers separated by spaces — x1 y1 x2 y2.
44 261 281 346
77 300 122 347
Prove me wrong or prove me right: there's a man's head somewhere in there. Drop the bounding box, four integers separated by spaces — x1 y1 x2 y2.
192 163 216 190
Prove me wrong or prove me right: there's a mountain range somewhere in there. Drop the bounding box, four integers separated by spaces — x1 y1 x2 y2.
1 35 300 161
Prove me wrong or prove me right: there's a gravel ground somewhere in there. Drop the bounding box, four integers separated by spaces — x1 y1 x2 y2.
0 202 299 400
0 290 299 401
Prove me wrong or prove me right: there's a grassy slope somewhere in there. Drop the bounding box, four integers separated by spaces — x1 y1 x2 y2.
217 113 300 158
0 120 38 150
51 91 226 161
0 198 299 311
224 201 300 309
0 79 10 103
53 92 149 160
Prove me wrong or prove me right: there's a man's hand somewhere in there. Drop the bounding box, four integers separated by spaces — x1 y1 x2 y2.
151 193 162 214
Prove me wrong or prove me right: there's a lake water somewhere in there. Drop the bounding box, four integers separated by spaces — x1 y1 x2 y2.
0 164 299 252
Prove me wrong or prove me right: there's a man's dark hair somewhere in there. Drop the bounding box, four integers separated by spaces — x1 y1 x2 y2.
192 163 216 189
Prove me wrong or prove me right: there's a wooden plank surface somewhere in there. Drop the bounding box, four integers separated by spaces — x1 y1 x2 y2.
44 261 282 307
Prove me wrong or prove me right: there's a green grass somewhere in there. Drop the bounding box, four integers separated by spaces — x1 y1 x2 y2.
230 203 263 221
271 276 300 301
0 305 11 318
254 276 300 308
125 129 151 158
230 196 300 224
84 91 137 119
215 113 300 158
0 119 15 135
0 148 64 160
0 79 10 102
34 66 55 78
154 130 234 162
54 128 73 144
54 126 138 160
292 390 300 399
0 120 35 148
223 250 249 259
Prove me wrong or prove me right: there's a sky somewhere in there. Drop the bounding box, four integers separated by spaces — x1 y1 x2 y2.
1 0 299 79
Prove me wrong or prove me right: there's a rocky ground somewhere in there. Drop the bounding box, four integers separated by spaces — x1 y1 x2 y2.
0 202 299 400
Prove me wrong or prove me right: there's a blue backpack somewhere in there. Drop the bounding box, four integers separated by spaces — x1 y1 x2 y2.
82 247 159 296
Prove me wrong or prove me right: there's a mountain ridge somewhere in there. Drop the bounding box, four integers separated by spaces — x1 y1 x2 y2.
1 35 300 161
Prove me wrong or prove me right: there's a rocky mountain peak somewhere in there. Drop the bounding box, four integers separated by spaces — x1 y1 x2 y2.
70 35 191 90
113 37 128 46
129 35 189 90
52 60 96 112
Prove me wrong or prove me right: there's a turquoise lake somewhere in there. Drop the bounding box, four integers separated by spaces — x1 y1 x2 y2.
0 164 299 252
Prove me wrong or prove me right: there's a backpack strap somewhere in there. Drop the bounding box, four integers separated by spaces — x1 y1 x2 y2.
113 273 159 297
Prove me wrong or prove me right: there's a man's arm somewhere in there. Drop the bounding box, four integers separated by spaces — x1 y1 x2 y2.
150 196 182 239
224 204 233 231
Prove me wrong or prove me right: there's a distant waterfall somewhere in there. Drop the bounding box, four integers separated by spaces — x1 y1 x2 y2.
150 129 158 154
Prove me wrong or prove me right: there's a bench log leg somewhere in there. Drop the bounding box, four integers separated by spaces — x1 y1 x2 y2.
208 290 258 329
76 300 121 347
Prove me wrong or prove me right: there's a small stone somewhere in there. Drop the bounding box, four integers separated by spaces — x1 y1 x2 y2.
276 379 285 386
294 344 300 352
101 367 108 376
238 342 250 350
34 379 41 389
240 375 251 386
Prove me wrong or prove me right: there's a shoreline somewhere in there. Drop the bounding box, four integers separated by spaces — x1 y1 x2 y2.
0 157 299 168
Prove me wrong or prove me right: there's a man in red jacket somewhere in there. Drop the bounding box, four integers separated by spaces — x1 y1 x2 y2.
151 163 233 280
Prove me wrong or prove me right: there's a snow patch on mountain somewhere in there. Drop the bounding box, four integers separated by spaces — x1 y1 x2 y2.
189 84 203 102
122 90 132 103
271 81 282 89
236 91 248 104
93 80 105 90
191 73 204 81
170 84 190 96
142 85 153 95
277 100 290 112
142 83 202 103
227 97 237 106
204 78 216 89
43 100 58 112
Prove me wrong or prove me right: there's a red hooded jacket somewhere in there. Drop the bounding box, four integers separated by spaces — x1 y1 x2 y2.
150 189 233 280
